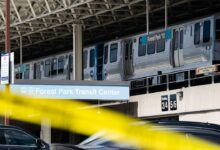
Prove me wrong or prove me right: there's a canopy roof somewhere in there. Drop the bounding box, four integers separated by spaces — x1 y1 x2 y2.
0 0 219 61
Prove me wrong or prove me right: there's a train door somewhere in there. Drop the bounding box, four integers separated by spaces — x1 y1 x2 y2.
103 45 108 80
122 39 134 79
89 49 95 80
24 64 30 80
172 27 184 67
83 51 89 80
33 63 37 79
96 44 104 80
33 63 41 79
67 55 73 80
15 65 23 79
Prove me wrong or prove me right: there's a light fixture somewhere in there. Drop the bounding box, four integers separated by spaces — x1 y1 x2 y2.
176 91 183 99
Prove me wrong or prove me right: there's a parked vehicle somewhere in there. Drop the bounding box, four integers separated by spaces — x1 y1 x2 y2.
0 124 49 150
73 121 220 150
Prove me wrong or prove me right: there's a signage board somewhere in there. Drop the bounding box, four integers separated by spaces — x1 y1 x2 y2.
196 65 217 75
1 53 9 84
10 52 14 84
161 94 178 112
10 84 129 101
170 94 177 110
161 95 169 111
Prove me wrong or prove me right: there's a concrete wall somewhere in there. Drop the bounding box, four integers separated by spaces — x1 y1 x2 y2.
130 83 220 121
179 111 220 124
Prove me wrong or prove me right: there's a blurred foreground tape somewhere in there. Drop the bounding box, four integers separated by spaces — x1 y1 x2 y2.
0 91 219 150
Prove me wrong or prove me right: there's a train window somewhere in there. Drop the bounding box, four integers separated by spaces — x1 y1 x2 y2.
58 56 64 74
180 30 184 49
110 43 118 63
138 36 147 56
104 46 108 64
83 51 87 69
125 43 129 60
173 30 179 50
147 41 156 55
51 58 57 75
216 19 220 41
203 20 211 43
24 64 30 79
194 22 201 45
157 38 165 53
36 63 41 79
190 25 193 36
130 42 133 59
33 63 37 79
44 59 50 77
16 73 22 79
90 49 95 67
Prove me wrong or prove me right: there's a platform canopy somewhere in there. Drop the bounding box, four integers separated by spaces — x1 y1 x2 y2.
0 0 220 61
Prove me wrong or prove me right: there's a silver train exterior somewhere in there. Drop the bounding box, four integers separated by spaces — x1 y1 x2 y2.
14 14 220 82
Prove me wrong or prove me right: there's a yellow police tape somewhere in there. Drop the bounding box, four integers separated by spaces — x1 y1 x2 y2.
0 91 219 150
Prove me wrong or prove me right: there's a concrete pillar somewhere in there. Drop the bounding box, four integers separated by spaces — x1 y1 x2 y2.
40 119 51 144
73 24 83 80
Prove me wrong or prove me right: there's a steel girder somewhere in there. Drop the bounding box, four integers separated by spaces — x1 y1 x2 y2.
0 0 220 53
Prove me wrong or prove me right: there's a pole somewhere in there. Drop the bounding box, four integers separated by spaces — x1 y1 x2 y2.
5 0 10 53
146 0 149 35
165 0 168 30
72 24 83 80
20 36 23 79
4 0 11 125
20 36 22 65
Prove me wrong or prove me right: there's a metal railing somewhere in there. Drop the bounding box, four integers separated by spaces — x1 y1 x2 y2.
130 68 220 95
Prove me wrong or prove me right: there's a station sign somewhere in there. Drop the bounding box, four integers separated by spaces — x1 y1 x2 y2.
196 65 217 75
1 53 9 84
10 84 129 101
161 94 177 112
10 53 14 84
161 95 169 111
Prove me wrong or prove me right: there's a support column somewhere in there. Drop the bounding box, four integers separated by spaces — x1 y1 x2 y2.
20 36 23 79
40 119 51 144
146 0 149 35
20 36 22 65
165 0 168 30
4 0 11 125
5 0 10 53
72 24 83 80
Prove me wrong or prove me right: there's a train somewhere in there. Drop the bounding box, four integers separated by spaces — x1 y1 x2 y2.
14 14 220 86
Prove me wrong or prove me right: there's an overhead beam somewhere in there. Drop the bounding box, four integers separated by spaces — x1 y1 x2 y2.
0 0 190 45
62 0 67 8
44 0 52 13
27 0 36 18
11 0 21 22
0 0 144 42
0 0 94 30
0 7 5 22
